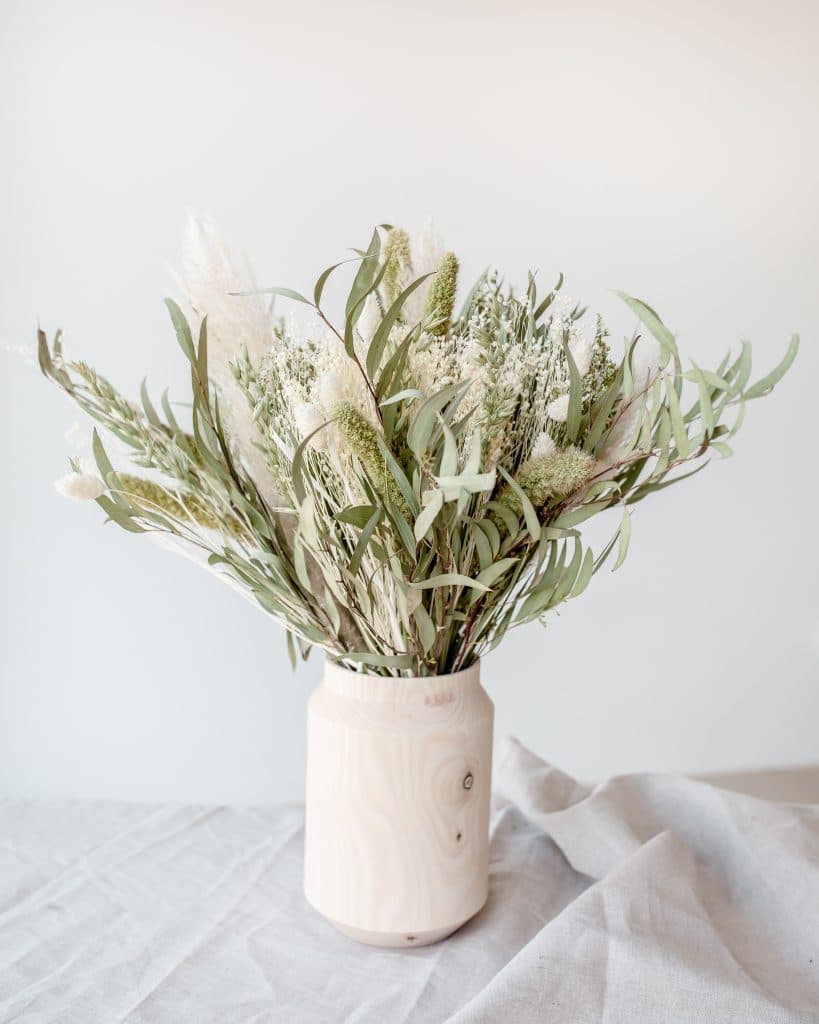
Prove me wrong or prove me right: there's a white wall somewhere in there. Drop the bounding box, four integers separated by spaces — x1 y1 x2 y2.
2 0 817 804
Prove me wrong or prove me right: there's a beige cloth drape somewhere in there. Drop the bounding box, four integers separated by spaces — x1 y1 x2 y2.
2 737 817 1022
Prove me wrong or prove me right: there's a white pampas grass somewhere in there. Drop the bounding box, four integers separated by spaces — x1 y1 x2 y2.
595 337 664 472
317 369 344 412
631 334 662 390
312 335 375 423
55 472 105 500
174 214 278 506
405 219 445 324
414 219 445 278
175 213 273 374
293 401 328 450
569 331 594 378
598 400 643 465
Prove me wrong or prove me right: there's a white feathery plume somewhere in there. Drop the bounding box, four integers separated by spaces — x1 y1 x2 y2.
55 471 106 500
317 369 344 411
596 335 664 473
414 219 445 277
546 394 570 423
293 401 328 451
631 334 662 390
311 333 376 424
531 431 557 460
174 213 273 374
173 214 278 506
405 219 445 324
568 330 594 378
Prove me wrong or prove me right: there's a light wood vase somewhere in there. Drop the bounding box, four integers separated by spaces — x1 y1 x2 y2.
304 659 493 948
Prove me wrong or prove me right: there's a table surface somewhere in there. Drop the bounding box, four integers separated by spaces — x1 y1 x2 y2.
2 740 818 1024
696 763 819 804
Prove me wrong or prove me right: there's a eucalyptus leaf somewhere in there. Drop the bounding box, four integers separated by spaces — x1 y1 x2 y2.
413 603 437 655
336 504 378 528
414 489 444 542
616 292 678 368
349 507 382 574
410 574 491 593
744 335 799 400
498 466 541 542
613 506 631 571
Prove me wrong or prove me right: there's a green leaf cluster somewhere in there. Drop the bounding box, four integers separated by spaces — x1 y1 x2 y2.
39 226 799 676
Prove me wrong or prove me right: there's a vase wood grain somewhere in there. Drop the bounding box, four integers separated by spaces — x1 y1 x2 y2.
304 660 493 948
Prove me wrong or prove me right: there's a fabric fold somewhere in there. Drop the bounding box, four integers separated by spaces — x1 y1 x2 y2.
1 741 817 1023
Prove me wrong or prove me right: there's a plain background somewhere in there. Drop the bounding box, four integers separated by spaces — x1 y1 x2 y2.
2 0 817 804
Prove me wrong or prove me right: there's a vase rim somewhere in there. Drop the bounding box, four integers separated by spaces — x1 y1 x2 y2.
322 658 482 702
325 657 480 682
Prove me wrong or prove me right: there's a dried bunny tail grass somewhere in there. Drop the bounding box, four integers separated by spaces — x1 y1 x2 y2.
332 401 410 519
54 471 105 500
117 474 248 537
381 228 413 307
423 252 459 336
542 446 595 495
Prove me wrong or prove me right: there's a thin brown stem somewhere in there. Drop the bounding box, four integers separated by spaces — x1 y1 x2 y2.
315 308 383 423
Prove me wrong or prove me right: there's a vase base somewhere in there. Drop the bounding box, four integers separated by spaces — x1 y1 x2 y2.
324 913 475 948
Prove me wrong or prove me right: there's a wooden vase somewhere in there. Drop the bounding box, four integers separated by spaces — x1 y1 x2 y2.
304 659 494 948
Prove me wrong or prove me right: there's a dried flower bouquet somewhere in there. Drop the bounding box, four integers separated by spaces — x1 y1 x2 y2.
41 221 797 676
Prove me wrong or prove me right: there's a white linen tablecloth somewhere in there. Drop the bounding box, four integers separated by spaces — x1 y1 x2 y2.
2 738 818 1023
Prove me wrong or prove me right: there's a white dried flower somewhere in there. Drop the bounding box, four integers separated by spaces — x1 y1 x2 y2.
631 335 662 390
546 394 570 423
596 393 649 473
415 219 444 275
293 402 328 450
310 331 375 423
531 431 556 460
593 336 663 473
569 330 594 377
55 472 106 501
173 213 280 506
405 219 445 324
317 369 345 412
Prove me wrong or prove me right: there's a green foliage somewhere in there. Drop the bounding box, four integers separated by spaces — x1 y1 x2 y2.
332 401 410 519
495 446 595 522
39 225 799 677
117 474 246 536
